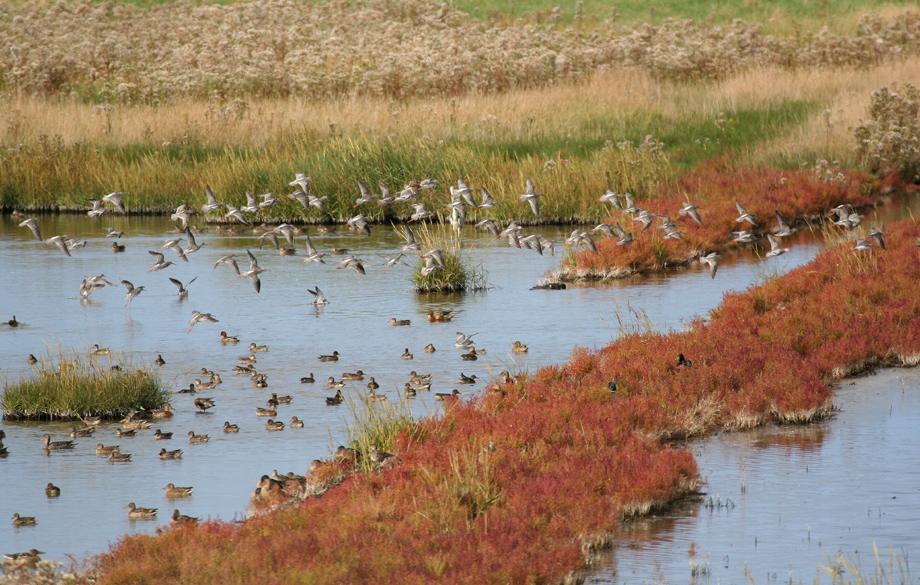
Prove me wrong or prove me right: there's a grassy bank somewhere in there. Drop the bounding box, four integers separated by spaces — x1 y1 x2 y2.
3 59 920 218
1 347 167 420
94 217 920 583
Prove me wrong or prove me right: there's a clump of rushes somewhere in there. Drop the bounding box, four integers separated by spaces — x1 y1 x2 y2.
1 345 167 421
343 390 427 474
96 218 920 585
556 161 875 281
407 221 488 293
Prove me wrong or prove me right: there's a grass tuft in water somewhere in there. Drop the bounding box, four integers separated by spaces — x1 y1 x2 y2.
406 220 489 293
1 344 167 421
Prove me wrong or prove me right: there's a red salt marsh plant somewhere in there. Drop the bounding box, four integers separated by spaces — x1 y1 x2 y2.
558 161 874 280
96 218 920 584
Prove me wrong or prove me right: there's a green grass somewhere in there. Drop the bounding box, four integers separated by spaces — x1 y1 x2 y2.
1 346 168 420
454 0 918 31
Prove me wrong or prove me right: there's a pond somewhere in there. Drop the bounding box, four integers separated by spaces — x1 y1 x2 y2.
0 200 910 568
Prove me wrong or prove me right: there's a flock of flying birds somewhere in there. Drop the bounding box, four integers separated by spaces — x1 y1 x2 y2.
588 192 890 278
15 175 562 320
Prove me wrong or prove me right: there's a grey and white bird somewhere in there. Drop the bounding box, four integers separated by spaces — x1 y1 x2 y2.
613 223 634 246
853 238 874 251
774 210 796 238
301 236 326 265
633 209 657 233
478 187 496 209
765 234 789 258
699 252 721 279
475 218 501 239
180 228 205 258
519 177 543 218
169 276 198 299
734 200 758 227
170 204 194 228
419 178 440 189
308 286 329 305
679 201 704 226
346 214 371 237
238 250 265 292
420 255 442 277
213 254 240 274
188 310 219 333
86 198 108 218
223 205 251 225
336 255 366 276
241 190 261 214
201 185 226 213
19 218 42 241
148 251 174 273
376 182 395 206
732 230 757 244
46 235 72 257
121 279 145 309
102 227 124 241
354 179 378 207
400 225 422 254
103 192 127 214
383 254 409 273
455 332 478 348
867 227 886 249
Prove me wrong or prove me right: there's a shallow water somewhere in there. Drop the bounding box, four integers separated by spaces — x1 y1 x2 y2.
587 367 920 585
0 202 905 565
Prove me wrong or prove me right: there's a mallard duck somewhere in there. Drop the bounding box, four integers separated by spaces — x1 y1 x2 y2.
271 393 292 405
164 483 194 498
290 416 304 428
403 383 416 398
265 419 285 431
12 513 37 527
300 373 315 383
122 419 150 430
249 342 268 352
330 247 348 255
435 389 461 401
367 445 393 465
677 353 693 368
326 389 344 405
109 452 132 463
187 431 209 443
159 448 183 459
401 348 413 360
318 351 340 362
45 483 60 498
91 344 110 356
413 381 431 391
81 415 102 426
42 434 75 450
115 429 136 438
3 550 44 569
194 378 217 390
342 370 365 381
27 354 37 365
210 373 222 384
238 354 257 364
112 242 125 253
389 318 411 326
96 444 121 455
409 371 431 383
458 373 478 384
233 364 255 374
461 347 478 361
151 404 174 419
366 377 379 390
178 384 197 394
199 367 215 377
223 421 240 433
125 503 158 519
326 377 345 388
170 509 199 526
511 341 529 353
220 331 240 344
71 426 95 438
424 344 436 353
427 310 453 322
194 397 215 412
255 406 277 417
368 389 388 402
279 247 295 256
155 429 173 440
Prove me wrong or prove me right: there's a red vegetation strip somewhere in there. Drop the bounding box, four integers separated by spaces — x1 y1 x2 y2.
566 162 876 276
98 217 920 585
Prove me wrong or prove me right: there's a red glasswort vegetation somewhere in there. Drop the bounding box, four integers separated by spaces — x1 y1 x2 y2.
561 162 875 279
97 217 920 585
